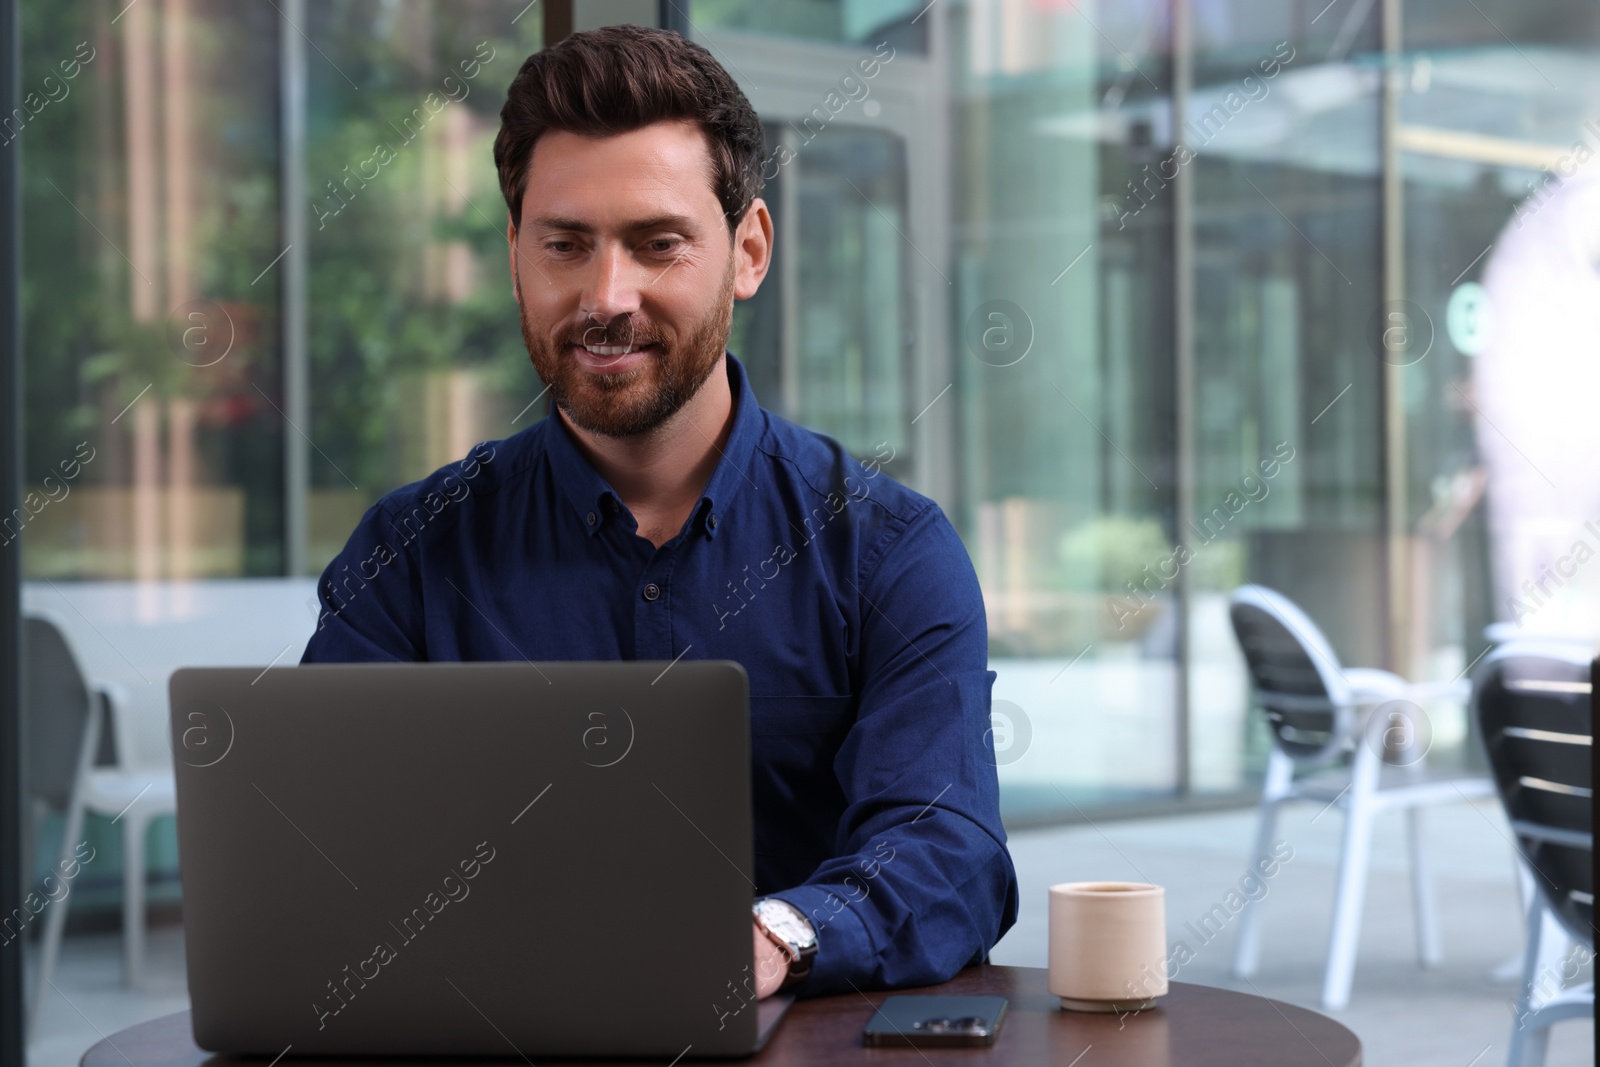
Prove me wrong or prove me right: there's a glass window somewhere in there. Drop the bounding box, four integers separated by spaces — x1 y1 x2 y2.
948 1 1181 815
1401 0 1600 658
692 0 930 55
14 4 543 1049
21 0 284 580
300 2 544 572
699 0 1600 814
706 2 1187 816
732 120 911 464
1186 11 1385 791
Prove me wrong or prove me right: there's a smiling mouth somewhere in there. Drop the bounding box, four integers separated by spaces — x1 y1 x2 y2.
580 343 648 356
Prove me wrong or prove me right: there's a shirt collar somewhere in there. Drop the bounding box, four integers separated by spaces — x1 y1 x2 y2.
542 351 763 542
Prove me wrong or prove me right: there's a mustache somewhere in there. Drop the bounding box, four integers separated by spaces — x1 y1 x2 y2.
566 321 662 347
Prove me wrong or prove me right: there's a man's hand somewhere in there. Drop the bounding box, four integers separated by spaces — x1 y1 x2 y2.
752 920 789 999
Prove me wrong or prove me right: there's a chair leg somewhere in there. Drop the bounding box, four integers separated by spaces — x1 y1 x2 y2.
122 812 147 990
1230 800 1282 978
1530 906 1572 1010
1406 806 1441 967
31 702 100 1041
1321 747 1380 1011
29 795 89 1040
1512 1021 1554 1067
1507 895 1552 1067
1492 862 1539 982
1232 750 1293 979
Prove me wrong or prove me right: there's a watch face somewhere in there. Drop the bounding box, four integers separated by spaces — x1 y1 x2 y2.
758 900 816 948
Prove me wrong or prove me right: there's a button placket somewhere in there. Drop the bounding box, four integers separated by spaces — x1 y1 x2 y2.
634 544 684 661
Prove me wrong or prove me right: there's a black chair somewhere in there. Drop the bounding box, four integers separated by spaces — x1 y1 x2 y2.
1472 640 1594 1067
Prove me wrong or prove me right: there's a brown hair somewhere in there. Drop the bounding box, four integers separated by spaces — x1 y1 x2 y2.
493 25 765 236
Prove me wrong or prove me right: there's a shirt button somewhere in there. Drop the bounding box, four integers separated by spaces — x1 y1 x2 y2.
586 511 597 526
708 512 718 531
642 582 661 602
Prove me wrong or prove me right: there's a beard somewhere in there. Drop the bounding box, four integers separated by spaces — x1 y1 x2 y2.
519 257 735 439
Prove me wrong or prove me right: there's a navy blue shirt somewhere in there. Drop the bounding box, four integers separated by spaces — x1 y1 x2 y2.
300 352 1019 997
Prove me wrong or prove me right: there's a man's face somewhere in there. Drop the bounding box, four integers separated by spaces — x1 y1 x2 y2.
509 119 768 438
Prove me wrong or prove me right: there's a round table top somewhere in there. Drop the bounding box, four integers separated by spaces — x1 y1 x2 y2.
82 965 1360 1067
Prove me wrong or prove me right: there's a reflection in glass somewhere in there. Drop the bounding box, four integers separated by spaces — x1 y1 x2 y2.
21 0 283 581
949 0 1178 815
302 3 543 572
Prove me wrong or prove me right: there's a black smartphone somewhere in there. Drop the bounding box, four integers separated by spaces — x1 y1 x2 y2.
862 995 1009 1048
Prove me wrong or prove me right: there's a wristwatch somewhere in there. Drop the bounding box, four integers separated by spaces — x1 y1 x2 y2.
752 897 818 990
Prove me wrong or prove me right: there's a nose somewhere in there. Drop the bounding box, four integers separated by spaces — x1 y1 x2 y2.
579 241 643 330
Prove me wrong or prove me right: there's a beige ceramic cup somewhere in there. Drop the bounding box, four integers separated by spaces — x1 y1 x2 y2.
1047 881 1168 1012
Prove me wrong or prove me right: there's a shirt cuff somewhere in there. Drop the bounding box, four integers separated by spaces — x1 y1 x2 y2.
766 883 875 998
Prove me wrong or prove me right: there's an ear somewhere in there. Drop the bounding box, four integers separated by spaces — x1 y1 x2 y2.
732 198 773 301
507 214 521 303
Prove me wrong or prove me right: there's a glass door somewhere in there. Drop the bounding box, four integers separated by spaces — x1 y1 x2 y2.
701 21 944 497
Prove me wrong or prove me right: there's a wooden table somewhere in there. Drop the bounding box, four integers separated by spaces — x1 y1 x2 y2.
83 965 1361 1066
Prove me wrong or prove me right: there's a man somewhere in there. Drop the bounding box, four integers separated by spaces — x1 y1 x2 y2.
301 24 1018 1001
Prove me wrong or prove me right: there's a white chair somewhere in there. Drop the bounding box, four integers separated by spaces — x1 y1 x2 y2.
23 611 176 1037
1225 584 1496 1010
1473 641 1594 1067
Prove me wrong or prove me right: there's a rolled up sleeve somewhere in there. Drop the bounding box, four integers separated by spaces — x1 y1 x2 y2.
769 502 1019 997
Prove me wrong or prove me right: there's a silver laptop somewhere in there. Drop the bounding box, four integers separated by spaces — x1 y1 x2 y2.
168 660 793 1058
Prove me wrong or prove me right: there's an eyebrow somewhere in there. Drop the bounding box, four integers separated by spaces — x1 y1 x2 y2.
529 213 699 235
